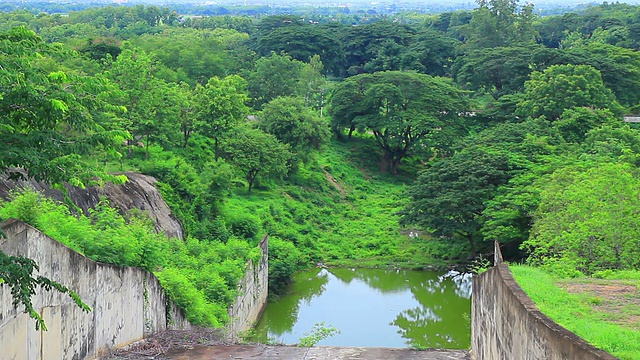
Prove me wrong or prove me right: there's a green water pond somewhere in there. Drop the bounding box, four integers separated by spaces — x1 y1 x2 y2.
251 268 471 349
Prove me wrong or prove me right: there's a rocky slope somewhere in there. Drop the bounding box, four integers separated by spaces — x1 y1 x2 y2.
0 171 183 239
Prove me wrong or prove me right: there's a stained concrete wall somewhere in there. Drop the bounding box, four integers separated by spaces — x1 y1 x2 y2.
226 235 269 341
0 219 190 360
471 242 617 360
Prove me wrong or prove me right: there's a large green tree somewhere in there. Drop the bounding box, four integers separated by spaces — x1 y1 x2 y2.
524 162 640 274
330 71 468 173
1 27 126 183
453 45 569 99
516 64 623 121
254 22 343 76
259 96 330 157
247 52 306 109
196 75 250 159
340 20 416 75
462 0 536 49
221 126 291 193
402 119 565 257
0 27 122 329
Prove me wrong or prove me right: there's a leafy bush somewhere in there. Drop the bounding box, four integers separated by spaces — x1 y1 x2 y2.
0 190 169 271
268 236 303 296
227 213 261 241
0 189 257 327
524 162 640 275
155 267 225 327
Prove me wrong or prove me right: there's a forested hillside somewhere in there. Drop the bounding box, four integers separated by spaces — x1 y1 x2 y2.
3 0 640 327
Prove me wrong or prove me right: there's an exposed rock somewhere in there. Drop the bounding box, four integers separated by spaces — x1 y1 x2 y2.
0 171 183 239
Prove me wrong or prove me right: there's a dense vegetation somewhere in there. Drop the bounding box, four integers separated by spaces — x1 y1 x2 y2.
3 0 640 330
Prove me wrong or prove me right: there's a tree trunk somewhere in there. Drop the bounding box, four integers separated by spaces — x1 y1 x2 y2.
246 171 257 193
183 128 190 149
214 137 219 161
390 162 398 174
467 234 477 257
145 133 150 161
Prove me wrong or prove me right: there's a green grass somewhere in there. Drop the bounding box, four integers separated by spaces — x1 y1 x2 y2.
220 137 469 269
511 265 640 360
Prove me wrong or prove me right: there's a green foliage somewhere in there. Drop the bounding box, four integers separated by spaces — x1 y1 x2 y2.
402 119 564 256
553 107 619 143
524 162 640 275
329 71 469 173
0 190 170 271
0 189 257 327
154 267 224 327
0 26 127 186
461 0 536 49
297 322 340 347
468 255 492 274
247 52 307 109
259 96 330 157
268 236 303 296
453 45 564 99
221 126 292 193
512 265 640 359
195 75 250 158
254 20 344 77
0 251 91 331
9 6 640 341
516 64 623 121
227 213 261 241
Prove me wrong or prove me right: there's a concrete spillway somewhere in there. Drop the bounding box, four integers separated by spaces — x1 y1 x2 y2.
163 345 470 359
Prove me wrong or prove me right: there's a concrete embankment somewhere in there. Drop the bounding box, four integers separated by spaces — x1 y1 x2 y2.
163 345 470 360
472 241 616 360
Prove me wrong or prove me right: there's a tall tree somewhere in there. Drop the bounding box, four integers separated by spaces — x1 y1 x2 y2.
329 71 468 174
453 45 570 99
401 119 563 256
0 27 121 329
259 96 330 157
247 52 305 109
221 126 291 193
196 75 250 159
1 26 126 184
462 0 536 49
516 64 623 121
106 45 165 158
255 24 344 76
341 21 416 75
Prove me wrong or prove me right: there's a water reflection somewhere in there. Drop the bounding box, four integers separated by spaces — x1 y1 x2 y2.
251 268 471 349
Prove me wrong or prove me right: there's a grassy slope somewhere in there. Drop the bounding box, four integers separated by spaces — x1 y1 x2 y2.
222 137 460 269
511 265 640 360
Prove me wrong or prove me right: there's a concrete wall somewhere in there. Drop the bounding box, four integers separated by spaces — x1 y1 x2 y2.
471 242 617 360
226 235 269 341
0 219 190 360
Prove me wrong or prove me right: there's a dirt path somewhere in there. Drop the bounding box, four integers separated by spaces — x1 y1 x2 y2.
560 279 640 330
324 170 346 198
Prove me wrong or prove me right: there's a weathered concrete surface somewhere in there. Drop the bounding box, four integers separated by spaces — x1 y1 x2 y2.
164 345 471 360
0 171 183 239
226 235 269 341
471 242 617 360
0 219 190 360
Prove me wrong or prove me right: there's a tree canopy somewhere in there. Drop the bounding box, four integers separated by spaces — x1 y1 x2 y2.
330 71 469 173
